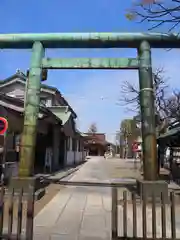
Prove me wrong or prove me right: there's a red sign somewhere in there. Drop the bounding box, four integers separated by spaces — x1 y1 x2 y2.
0 117 8 135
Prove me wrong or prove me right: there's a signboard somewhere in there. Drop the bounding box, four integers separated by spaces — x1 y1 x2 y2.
0 117 8 135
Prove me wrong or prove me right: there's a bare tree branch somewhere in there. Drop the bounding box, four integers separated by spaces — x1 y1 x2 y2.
127 0 180 32
119 67 180 133
119 67 168 114
161 91 180 122
88 122 98 133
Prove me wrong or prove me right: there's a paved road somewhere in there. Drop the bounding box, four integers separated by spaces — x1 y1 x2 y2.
34 157 112 240
33 157 180 239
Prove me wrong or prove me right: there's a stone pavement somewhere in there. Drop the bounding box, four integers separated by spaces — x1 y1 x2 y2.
34 157 112 240
33 157 180 239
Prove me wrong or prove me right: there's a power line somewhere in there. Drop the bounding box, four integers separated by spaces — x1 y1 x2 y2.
62 94 119 101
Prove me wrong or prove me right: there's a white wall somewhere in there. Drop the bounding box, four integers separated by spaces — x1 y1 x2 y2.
68 151 85 165
64 138 86 166
74 139 86 164
2 81 25 98
66 137 74 165
66 151 75 165
75 152 83 164
0 79 53 107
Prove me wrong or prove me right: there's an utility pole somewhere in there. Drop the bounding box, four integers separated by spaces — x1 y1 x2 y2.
115 131 119 157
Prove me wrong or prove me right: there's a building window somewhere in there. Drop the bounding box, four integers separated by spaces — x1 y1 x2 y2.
40 98 52 107
40 98 47 106
46 99 52 107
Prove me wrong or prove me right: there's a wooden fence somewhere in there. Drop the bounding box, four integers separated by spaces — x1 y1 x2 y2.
0 186 34 240
0 179 180 240
44 179 180 240
112 187 178 240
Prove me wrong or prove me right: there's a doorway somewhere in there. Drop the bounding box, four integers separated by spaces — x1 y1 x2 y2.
34 133 46 173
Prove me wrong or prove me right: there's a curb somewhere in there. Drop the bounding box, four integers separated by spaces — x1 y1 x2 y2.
47 161 85 181
34 161 85 200
57 165 82 180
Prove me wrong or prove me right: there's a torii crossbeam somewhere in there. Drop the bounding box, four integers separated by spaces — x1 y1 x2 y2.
2 32 175 181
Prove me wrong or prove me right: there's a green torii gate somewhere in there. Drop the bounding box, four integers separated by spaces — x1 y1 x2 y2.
1 32 178 181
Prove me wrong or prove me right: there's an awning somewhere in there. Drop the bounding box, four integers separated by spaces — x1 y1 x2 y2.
48 106 71 125
158 127 180 140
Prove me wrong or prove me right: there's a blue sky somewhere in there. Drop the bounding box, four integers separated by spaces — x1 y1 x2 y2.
0 0 180 142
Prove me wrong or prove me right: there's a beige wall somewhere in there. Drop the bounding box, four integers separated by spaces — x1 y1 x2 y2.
0 79 54 107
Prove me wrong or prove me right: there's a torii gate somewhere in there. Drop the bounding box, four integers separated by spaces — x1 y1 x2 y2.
1 32 177 182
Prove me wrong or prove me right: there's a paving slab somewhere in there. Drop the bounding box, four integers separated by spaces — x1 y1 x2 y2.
34 233 51 240
34 188 74 228
102 194 111 212
33 157 180 239
79 236 109 240
34 157 112 239
50 234 79 240
52 193 86 235
81 214 105 230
